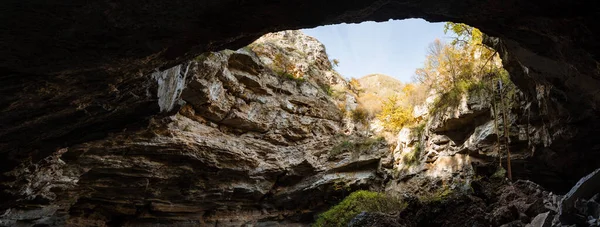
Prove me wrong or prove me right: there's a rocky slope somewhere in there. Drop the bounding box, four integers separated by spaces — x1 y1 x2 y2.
0 31 386 226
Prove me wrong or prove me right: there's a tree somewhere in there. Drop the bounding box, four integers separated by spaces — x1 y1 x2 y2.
377 95 413 131
444 22 483 47
414 23 505 96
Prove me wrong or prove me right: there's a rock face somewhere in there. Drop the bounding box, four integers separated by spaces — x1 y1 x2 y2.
2 1 600 184
383 82 597 196
0 32 387 226
3 1 600 226
558 168 600 226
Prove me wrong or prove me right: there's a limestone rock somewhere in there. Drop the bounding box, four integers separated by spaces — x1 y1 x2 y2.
559 168 600 225
0 32 385 226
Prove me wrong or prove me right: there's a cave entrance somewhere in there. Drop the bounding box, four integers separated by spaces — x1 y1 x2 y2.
286 19 582 194
239 19 536 190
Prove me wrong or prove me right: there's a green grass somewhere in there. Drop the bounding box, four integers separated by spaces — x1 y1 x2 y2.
313 190 407 227
329 140 354 157
411 122 426 139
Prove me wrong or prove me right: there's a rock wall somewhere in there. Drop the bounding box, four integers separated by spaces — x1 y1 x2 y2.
3 3 600 223
382 79 599 198
0 32 387 226
372 83 600 226
3 1 600 182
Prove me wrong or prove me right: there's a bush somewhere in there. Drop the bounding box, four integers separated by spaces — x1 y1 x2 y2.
350 107 369 123
430 84 464 113
318 82 334 96
314 190 406 227
403 142 421 166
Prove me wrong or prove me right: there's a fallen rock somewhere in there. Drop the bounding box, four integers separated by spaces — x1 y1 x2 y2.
526 212 552 227
559 168 600 225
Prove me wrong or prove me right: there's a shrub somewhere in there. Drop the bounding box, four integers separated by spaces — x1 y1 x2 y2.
403 142 421 166
350 107 369 123
430 85 464 114
318 82 334 96
276 70 306 84
491 166 507 179
314 190 406 227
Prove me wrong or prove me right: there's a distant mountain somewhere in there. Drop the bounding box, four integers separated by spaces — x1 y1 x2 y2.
358 74 404 98
356 74 404 115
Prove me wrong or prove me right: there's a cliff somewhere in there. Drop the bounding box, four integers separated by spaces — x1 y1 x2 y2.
0 31 385 226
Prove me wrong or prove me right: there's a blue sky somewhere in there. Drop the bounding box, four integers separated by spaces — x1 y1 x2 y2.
302 19 451 82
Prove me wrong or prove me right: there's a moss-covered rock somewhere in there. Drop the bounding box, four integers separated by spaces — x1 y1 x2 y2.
313 190 406 227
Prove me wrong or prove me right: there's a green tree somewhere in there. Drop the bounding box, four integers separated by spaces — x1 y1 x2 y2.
444 22 483 47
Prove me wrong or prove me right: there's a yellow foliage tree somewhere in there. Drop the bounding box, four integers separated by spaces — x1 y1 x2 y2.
377 95 413 131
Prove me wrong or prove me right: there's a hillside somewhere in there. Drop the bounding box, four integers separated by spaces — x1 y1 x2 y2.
356 74 404 116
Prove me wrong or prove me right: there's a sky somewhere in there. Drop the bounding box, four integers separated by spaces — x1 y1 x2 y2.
302 19 451 83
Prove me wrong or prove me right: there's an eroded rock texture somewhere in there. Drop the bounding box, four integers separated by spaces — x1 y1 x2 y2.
2 0 600 172
1 33 386 226
2 0 600 226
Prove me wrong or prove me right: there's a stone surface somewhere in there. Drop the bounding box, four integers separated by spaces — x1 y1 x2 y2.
0 32 386 226
2 1 600 186
559 168 600 225
348 212 403 227
527 212 552 227
3 1 600 225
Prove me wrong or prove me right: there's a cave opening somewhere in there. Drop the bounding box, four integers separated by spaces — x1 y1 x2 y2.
3 1 600 226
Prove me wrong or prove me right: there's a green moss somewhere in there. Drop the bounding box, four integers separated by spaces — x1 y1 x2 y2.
403 123 426 166
239 46 254 54
313 190 406 227
491 166 507 179
419 186 453 203
411 123 426 139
